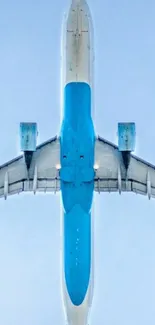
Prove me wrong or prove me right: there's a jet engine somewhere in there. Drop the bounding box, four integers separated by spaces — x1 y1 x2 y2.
118 122 136 169
20 122 38 170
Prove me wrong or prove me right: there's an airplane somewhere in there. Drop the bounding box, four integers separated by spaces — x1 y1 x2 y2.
1 0 155 324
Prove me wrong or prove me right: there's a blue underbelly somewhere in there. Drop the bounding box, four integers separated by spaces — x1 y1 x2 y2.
60 82 95 306
64 205 91 306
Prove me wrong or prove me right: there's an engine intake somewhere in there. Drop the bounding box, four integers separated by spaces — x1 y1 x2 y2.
118 122 136 152
20 122 38 170
118 122 136 170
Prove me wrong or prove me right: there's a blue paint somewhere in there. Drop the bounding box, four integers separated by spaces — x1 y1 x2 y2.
118 122 136 152
60 82 95 306
20 122 37 151
64 205 91 306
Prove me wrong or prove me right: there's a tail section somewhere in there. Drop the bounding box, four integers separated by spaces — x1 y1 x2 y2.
62 204 93 325
64 204 91 306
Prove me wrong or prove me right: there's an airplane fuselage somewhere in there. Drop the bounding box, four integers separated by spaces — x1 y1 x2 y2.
60 1 95 325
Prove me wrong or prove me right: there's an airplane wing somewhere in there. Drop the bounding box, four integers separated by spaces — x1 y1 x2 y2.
95 136 155 199
0 136 60 199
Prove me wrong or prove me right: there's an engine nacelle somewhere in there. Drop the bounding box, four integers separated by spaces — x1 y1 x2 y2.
118 122 136 170
20 122 38 170
20 122 37 151
118 122 136 152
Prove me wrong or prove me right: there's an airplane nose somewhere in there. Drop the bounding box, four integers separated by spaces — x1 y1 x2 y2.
72 0 85 4
62 0 94 86
67 0 90 34
71 0 88 11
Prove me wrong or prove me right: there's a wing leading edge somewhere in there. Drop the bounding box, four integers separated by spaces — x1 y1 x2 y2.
95 136 155 199
0 136 60 199
1 134 155 199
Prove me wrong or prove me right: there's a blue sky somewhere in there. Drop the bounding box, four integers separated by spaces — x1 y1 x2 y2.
0 0 155 324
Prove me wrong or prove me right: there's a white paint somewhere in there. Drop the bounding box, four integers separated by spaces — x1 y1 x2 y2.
61 0 94 87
